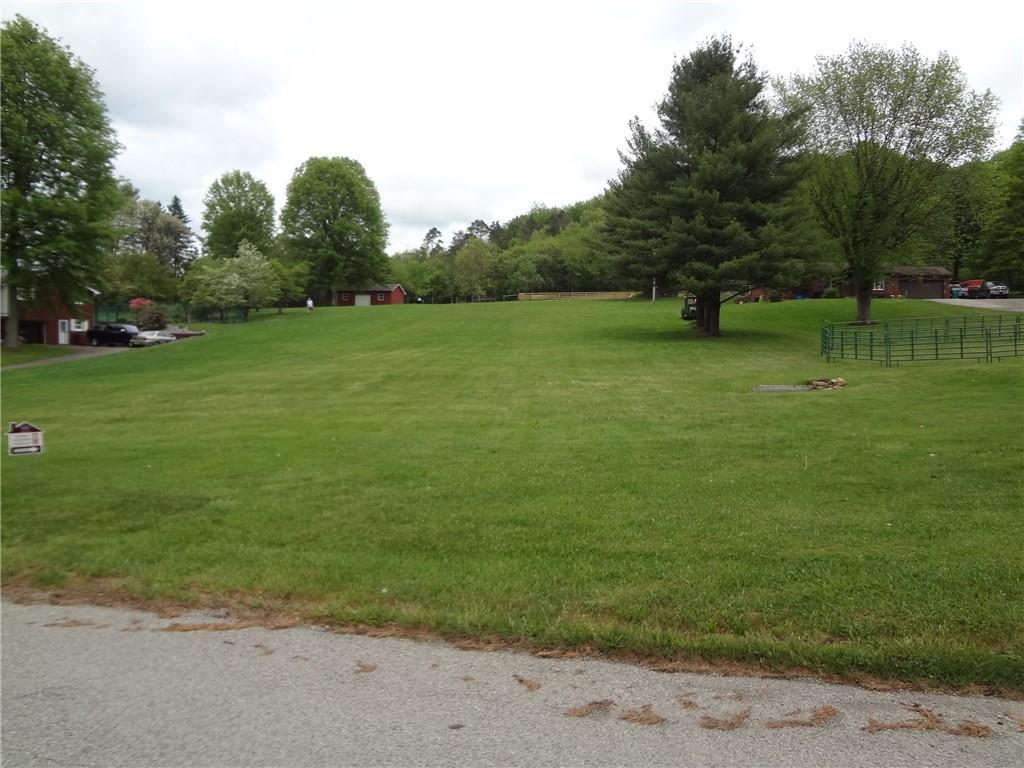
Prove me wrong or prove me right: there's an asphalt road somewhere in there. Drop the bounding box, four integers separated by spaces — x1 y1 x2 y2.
2 600 1021 767
928 298 1024 312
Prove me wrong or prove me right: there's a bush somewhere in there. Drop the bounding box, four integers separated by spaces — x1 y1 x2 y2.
768 290 783 303
139 311 166 330
822 287 841 299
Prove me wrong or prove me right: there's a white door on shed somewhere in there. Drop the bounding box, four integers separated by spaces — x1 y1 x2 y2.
355 294 371 306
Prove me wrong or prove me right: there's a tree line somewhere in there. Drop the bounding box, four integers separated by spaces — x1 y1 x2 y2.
2 14 1020 347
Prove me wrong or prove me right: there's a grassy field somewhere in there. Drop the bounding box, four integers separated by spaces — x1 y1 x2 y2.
2 299 1022 692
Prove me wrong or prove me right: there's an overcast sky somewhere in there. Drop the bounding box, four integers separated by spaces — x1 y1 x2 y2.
4 0 1022 253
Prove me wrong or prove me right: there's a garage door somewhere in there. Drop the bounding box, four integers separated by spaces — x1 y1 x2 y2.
903 281 944 299
355 294 371 306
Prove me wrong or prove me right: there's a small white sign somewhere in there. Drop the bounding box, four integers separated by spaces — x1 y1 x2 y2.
7 422 44 455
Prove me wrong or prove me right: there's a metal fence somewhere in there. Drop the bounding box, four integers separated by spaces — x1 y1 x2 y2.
821 314 1023 366
96 303 246 324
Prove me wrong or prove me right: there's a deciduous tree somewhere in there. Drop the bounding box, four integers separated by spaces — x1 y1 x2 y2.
783 42 997 322
201 170 276 259
1 15 121 348
281 156 389 295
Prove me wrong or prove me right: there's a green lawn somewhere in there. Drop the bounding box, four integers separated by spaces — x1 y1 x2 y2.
1 344 77 367
2 299 1022 692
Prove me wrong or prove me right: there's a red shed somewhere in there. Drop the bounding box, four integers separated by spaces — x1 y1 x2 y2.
335 284 406 307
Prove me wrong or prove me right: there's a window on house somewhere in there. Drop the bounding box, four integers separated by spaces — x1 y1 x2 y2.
70 319 89 332
873 280 886 291
377 293 384 301
342 293 349 301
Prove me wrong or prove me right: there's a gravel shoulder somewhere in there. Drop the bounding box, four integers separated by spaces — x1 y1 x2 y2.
2 600 1021 768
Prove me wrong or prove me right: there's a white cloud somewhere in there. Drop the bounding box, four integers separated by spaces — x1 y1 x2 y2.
4 0 1021 252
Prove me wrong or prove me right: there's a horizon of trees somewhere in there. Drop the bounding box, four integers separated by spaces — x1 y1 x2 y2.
4 14 1020 333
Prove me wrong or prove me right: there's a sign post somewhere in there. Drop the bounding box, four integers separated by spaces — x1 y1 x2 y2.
7 422 44 455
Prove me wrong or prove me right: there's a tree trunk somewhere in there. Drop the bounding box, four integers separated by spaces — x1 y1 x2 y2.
855 286 873 324
3 298 20 350
706 297 722 337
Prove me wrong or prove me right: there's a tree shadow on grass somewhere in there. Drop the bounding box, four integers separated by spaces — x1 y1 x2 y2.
591 325 792 346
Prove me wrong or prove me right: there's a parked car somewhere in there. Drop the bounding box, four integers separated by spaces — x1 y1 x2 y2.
988 282 1009 297
129 330 176 347
959 279 989 298
86 323 140 346
950 283 964 298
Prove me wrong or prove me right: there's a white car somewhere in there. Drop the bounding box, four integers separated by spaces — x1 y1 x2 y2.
130 330 177 347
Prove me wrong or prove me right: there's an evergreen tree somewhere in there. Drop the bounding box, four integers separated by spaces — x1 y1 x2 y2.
166 195 198 275
606 36 805 335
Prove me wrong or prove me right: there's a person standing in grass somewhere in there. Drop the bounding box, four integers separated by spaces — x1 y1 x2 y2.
306 297 314 313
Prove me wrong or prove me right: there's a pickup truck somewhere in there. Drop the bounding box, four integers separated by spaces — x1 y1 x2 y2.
988 282 1009 297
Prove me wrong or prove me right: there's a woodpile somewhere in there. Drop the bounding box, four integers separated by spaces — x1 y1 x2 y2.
809 377 847 389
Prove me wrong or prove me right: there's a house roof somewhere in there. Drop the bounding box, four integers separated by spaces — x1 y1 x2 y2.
336 284 406 294
889 266 953 278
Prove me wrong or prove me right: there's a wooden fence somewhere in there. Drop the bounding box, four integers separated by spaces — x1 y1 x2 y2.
517 291 637 301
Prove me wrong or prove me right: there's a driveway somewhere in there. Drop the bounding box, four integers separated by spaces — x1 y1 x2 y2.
2 345 130 371
2 600 1020 767
929 298 1024 312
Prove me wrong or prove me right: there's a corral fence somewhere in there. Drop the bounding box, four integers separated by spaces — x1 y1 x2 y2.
821 314 1023 366
517 291 637 301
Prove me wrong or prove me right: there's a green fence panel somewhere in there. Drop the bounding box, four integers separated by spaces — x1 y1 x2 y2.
821 314 1023 366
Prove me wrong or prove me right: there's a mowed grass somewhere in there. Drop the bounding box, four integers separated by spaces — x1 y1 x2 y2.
2 299 1022 691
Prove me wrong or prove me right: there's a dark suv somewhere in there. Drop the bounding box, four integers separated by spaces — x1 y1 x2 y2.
86 323 140 346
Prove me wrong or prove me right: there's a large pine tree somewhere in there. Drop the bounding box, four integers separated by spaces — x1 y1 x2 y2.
605 37 805 336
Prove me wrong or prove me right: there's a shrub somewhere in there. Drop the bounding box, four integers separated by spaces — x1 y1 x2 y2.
822 287 841 299
768 290 783 302
139 311 166 330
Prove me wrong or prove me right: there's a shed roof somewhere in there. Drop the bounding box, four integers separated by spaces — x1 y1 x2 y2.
889 266 952 278
336 284 406 294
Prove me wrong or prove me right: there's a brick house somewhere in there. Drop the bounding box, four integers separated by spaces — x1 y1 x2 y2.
747 266 953 302
335 284 406 307
0 270 98 346
859 266 953 300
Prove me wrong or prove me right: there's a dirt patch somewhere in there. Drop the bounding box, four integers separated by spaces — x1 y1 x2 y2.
713 691 745 701
515 675 541 692
766 705 840 729
565 699 614 718
619 705 666 726
161 622 257 632
43 619 99 628
699 709 751 731
864 704 992 738
6 583 1023 700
